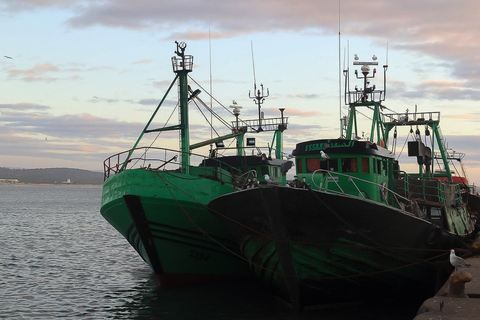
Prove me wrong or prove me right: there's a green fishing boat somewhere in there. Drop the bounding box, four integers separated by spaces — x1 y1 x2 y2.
208 53 479 309
100 41 292 285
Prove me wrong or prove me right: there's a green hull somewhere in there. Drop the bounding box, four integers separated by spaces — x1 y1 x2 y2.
209 186 468 309
101 168 251 284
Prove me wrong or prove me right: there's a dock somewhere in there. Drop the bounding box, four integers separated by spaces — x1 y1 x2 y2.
414 243 480 319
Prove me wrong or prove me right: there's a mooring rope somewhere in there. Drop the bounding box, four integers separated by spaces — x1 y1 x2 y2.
148 171 456 281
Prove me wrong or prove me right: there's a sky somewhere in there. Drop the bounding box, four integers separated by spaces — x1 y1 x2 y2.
1 0 480 185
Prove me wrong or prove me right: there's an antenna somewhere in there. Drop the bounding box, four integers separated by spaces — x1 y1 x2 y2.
251 41 257 89
249 41 268 132
209 23 213 144
386 42 389 65
338 0 342 137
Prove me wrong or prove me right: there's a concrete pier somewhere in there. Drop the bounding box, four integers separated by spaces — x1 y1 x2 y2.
414 254 480 319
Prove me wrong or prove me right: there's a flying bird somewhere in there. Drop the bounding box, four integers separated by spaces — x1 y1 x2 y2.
4 56 13 59
450 249 470 272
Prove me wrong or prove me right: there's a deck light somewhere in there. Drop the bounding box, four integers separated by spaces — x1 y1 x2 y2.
189 89 201 101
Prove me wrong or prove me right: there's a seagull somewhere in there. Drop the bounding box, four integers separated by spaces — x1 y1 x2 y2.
450 249 470 272
229 100 242 113
264 174 274 182
320 150 329 159
4 56 13 59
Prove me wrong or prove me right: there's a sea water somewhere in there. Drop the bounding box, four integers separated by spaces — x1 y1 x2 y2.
0 184 420 319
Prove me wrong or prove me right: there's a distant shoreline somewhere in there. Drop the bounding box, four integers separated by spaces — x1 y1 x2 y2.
0 182 102 187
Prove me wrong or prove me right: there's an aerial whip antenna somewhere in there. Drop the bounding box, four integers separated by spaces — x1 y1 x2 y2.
386 42 389 65
338 0 342 137
251 41 257 88
249 42 268 132
209 23 214 145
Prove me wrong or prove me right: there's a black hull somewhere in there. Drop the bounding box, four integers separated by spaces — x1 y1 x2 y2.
208 186 470 309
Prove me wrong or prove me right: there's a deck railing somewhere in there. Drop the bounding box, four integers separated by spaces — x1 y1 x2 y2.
309 169 422 216
103 147 182 180
394 171 463 206
103 147 268 192
103 147 240 182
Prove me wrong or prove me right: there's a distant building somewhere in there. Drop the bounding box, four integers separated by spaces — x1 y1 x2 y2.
0 179 19 184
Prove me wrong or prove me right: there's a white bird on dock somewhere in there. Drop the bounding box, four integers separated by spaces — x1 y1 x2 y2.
450 249 470 272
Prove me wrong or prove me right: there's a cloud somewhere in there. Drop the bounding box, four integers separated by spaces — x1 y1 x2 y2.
8 63 60 82
287 93 321 100
0 102 50 111
0 101 148 169
5 1 479 75
5 0 478 101
6 62 115 82
0 103 140 140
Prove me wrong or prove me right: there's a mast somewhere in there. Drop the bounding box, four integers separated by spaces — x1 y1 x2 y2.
172 41 194 174
249 83 269 132
344 54 388 145
275 108 286 159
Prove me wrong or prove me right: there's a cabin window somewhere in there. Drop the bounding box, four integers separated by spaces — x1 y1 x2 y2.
270 167 280 177
296 158 303 173
323 159 338 172
306 158 321 172
306 158 338 173
341 158 358 173
377 159 387 176
361 158 370 173
260 166 269 176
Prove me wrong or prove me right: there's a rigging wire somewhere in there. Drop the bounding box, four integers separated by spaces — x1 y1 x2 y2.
189 76 261 133
129 102 179 169
395 128 416 161
191 99 221 138
154 170 453 282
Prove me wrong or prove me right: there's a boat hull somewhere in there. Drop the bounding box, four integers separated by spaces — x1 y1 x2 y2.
208 186 469 309
101 168 251 285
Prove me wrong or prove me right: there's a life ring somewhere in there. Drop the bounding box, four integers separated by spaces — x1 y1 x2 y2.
380 182 388 201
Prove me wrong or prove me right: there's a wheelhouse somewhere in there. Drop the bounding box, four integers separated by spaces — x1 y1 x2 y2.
292 139 395 203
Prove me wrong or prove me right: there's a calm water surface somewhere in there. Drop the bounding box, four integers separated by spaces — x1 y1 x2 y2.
0 185 420 319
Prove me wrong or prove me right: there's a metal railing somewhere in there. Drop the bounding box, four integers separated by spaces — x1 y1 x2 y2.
382 111 440 125
103 147 182 180
394 171 463 206
233 170 259 189
309 169 419 215
103 147 238 181
102 147 265 192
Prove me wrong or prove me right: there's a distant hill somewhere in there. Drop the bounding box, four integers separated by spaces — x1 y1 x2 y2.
0 167 103 185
